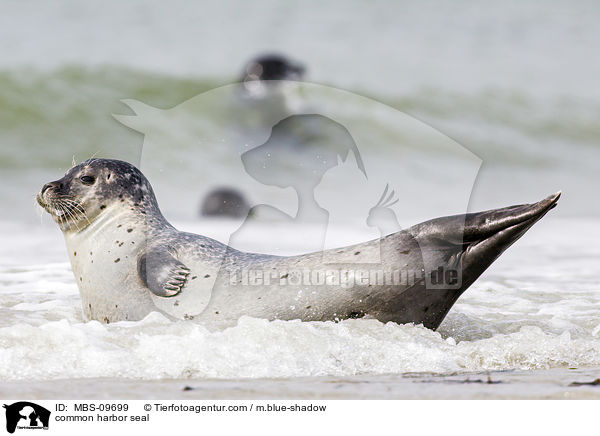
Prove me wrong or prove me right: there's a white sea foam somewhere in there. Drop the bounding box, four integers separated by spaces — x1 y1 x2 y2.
0 217 598 381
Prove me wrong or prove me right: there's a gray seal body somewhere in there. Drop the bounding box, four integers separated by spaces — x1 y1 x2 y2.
38 159 560 329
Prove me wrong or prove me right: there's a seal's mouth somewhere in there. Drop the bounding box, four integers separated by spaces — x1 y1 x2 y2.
37 194 67 219
37 189 86 226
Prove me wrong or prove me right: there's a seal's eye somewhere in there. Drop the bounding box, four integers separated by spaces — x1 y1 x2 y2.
80 175 96 185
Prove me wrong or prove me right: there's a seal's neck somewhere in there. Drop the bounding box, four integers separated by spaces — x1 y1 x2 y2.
63 201 172 243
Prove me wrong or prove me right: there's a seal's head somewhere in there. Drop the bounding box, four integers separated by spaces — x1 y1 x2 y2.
37 158 160 232
241 53 305 83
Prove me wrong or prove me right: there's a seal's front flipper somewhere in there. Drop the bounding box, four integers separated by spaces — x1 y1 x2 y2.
138 249 190 297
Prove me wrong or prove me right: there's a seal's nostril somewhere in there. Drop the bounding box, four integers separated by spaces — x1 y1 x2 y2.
42 182 61 195
41 183 52 195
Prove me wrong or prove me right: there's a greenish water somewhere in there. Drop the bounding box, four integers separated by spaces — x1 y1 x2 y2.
0 66 228 170
2 66 599 171
1 65 598 219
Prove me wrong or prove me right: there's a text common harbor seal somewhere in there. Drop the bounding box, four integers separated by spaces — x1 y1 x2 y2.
37 159 560 329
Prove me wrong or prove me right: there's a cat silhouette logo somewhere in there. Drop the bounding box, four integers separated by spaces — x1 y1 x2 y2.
2 402 50 433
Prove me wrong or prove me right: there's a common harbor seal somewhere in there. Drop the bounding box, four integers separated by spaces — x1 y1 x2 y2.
241 53 305 84
200 187 250 219
37 158 560 329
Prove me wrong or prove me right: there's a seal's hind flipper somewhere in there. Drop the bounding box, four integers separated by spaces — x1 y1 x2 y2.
138 249 190 297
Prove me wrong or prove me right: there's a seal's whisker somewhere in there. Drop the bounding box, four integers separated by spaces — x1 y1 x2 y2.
60 198 83 212
61 199 91 226
54 199 70 222
38 204 45 224
55 193 76 201
52 201 66 224
33 195 45 223
59 201 82 232
70 209 87 230
58 195 89 220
